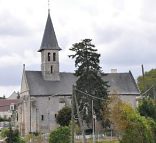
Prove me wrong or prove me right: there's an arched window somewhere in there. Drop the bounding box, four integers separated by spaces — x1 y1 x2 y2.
53 53 56 61
48 53 51 61
51 66 53 73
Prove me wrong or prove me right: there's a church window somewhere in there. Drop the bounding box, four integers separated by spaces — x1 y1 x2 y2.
55 114 57 118
53 53 56 61
41 115 44 121
51 66 53 73
48 53 51 61
17 113 18 121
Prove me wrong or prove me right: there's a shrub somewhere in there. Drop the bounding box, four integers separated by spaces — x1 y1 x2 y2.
56 106 71 126
0 127 25 143
49 126 70 143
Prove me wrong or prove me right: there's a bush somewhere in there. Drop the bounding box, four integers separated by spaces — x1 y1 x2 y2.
49 126 70 143
56 106 71 126
0 127 25 143
108 96 156 143
120 116 155 143
0 128 9 138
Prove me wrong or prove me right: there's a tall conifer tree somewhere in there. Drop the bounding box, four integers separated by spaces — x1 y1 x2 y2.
69 39 108 124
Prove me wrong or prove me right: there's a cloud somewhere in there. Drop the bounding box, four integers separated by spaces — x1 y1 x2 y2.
97 29 156 68
0 50 40 68
0 85 20 97
0 0 156 96
0 11 31 37
0 66 22 86
141 0 156 23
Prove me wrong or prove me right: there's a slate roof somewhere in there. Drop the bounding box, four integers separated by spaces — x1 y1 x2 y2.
25 71 140 96
38 13 61 52
0 99 18 112
102 72 140 95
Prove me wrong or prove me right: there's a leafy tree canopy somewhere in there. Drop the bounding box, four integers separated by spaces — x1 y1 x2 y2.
69 39 108 124
138 98 156 121
137 69 156 98
56 106 71 126
108 96 156 143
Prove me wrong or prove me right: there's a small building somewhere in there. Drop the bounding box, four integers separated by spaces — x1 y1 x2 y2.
0 99 18 119
0 99 18 129
17 11 140 135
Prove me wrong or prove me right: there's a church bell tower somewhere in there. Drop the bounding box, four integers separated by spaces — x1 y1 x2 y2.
38 11 61 81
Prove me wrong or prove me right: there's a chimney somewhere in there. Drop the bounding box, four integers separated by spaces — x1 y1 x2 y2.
111 69 117 73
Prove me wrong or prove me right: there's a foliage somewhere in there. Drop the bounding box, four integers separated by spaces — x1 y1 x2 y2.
137 69 156 98
49 126 70 143
0 128 9 138
56 106 71 126
24 133 43 143
0 127 25 143
108 96 133 132
69 39 108 124
108 96 156 143
138 98 156 121
77 141 119 143
120 115 155 143
0 117 10 122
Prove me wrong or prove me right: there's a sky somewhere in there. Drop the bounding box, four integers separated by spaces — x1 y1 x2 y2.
0 0 156 97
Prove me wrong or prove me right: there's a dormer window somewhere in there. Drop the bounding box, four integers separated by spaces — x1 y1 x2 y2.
48 53 51 61
53 53 56 61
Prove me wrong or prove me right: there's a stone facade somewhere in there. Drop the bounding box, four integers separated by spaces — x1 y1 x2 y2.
119 95 137 108
41 49 60 81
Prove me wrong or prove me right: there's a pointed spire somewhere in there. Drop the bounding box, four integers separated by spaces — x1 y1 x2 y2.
38 12 61 52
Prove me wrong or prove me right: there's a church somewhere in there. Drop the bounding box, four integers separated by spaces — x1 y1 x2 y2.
17 11 140 135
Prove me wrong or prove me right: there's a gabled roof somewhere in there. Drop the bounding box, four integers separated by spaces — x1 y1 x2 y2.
38 13 61 52
25 71 140 96
0 99 18 112
25 71 76 96
102 72 140 95
8 91 18 99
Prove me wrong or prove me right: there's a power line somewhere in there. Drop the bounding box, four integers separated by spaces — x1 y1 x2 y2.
75 88 107 101
141 85 154 96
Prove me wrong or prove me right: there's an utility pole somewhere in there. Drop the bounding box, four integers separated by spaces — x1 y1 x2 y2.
92 100 95 143
74 86 86 143
71 85 75 143
142 64 145 92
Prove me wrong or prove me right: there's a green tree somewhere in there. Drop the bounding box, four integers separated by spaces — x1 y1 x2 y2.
49 126 70 143
1 127 25 143
56 106 71 126
137 69 156 98
69 39 108 124
138 98 156 121
108 96 156 143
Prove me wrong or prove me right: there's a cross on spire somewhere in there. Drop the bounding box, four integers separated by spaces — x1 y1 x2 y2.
48 0 50 13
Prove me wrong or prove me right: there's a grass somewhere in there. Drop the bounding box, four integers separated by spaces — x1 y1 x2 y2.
76 140 119 143
101 141 119 143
